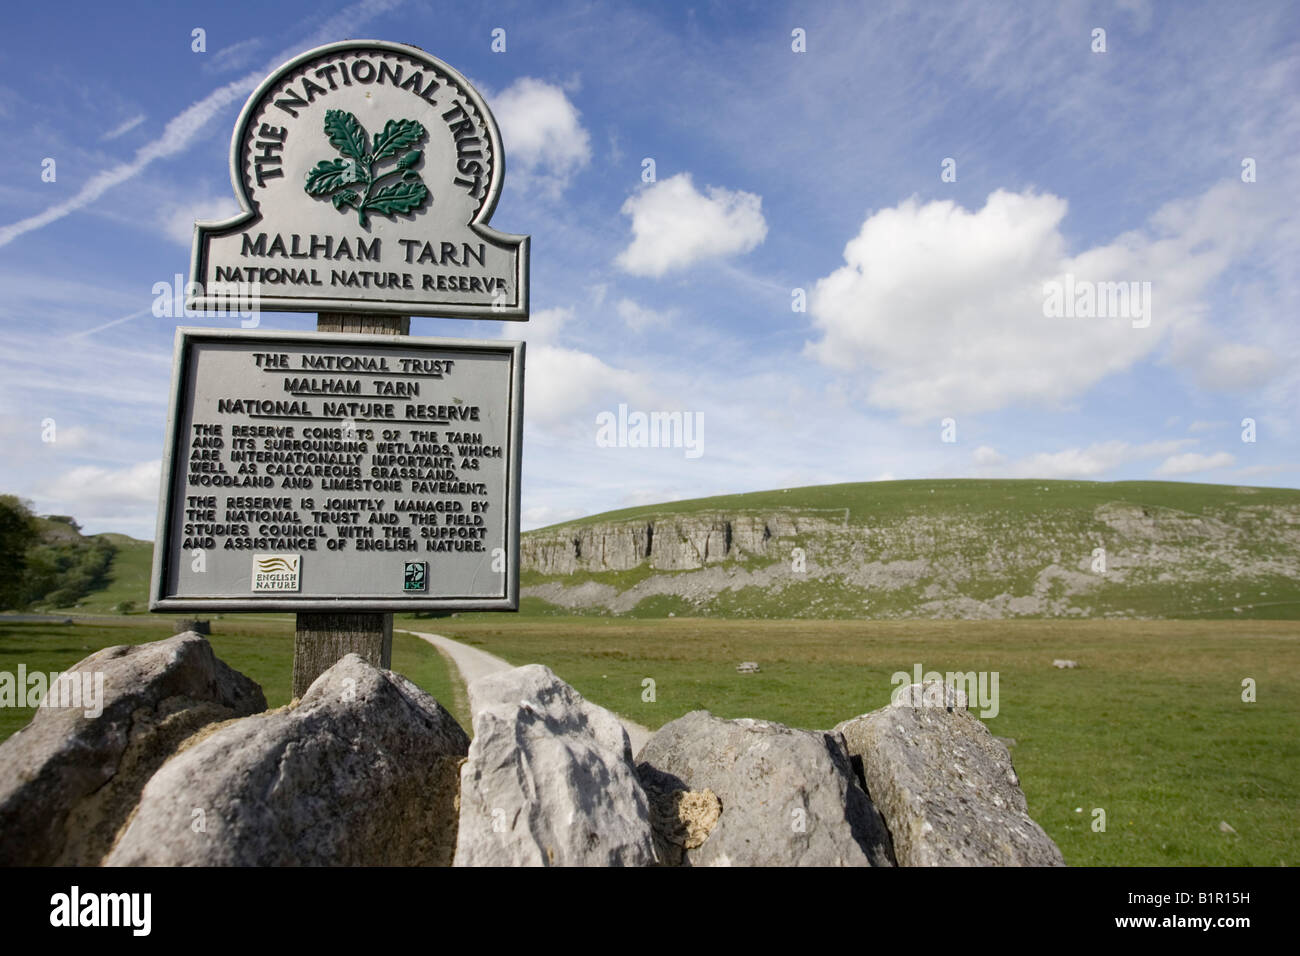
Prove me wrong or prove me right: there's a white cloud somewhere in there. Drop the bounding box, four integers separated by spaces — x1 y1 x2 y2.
524 343 649 428
977 440 1195 479
972 445 1005 466
160 197 239 245
805 184 1281 422
522 504 586 528
1179 341 1281 391
42 460 161 513
615 298 674 331
1156 451 1236 475
491 78 591 195
1235 462 1300 479
514 306 573 345
616 173 767 277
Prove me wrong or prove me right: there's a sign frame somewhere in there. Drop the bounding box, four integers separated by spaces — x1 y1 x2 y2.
187 39 529 320
148 326 524 613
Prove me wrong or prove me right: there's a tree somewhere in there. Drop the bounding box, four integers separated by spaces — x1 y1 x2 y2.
0 496 39 609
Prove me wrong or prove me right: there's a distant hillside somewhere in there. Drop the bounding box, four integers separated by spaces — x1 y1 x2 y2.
519 479 1300 620
69 533 153 614
16 514 151 614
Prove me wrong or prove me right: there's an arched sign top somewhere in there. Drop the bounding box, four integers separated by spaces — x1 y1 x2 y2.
189 40 529 320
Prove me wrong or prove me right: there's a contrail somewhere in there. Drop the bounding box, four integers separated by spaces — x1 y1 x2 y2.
0 0 404 250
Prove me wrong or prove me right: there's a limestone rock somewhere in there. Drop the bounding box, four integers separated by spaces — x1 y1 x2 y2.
106 654 467 866
0 632 265 866
455 664 656 866
636 711 895 866
834 681 1065 866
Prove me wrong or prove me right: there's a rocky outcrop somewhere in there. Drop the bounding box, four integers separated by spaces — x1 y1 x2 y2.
454 664 657 867
0 632 265 866
834 681 1065 867
522 512 844 575
106 654 467 866
636 711 895 866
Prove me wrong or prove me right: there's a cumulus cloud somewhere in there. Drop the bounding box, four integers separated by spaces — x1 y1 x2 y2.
1156 451 1236 475
491 77 591 195
972 445 1006 466
616 173 767 277
517 306 574 345
524 344 650 428
805 184 1281 422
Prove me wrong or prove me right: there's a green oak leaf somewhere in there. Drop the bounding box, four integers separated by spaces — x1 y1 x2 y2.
323 109 369 162
371 118 426 162
331 189 360 210
304 158 368 195
305 112 431 226
363 181 429 217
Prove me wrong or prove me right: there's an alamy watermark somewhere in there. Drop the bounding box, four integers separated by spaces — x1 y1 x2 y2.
50 886 150 936
0 666 105 718
152 274 262 327
891 663 1000 719
595 403 703 459
1043 273 1151 328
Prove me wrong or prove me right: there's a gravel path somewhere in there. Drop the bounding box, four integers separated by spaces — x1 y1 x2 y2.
401 629 653 755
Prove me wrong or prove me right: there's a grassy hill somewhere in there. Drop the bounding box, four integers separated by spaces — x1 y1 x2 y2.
25 478 1300 621
519 479 1300 620
69 533 153 614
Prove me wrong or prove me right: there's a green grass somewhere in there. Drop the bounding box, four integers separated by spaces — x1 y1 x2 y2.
55 534 153 615
544 478 1300 529
0 616 470 741
431 615 1300 867
391 630 471 730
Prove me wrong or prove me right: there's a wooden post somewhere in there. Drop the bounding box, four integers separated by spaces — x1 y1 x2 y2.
291 311 409 699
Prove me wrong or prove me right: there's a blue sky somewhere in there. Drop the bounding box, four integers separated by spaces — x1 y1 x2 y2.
1 0 1297 538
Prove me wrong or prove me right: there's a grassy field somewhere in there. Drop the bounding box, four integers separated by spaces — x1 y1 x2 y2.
424 614 1300 867
0 616 468 740
6 480 1297 866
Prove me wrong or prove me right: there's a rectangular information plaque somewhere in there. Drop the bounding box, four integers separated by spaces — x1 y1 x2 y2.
150 327 523 611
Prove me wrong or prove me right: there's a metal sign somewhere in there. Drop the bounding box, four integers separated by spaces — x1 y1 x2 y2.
150 328 524 612
189 40 529 319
